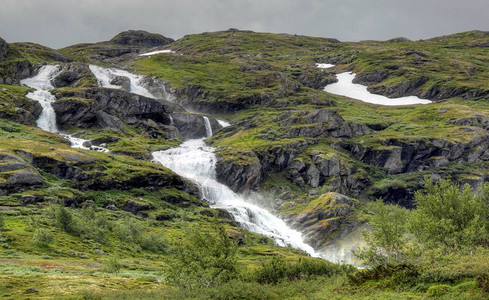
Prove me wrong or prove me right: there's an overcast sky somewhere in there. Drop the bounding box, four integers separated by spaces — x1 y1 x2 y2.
1 0 488 48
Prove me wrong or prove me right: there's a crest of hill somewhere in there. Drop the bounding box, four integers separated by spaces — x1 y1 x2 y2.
110 30 174 47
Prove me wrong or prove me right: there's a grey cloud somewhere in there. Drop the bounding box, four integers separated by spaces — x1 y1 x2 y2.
0 0 488 48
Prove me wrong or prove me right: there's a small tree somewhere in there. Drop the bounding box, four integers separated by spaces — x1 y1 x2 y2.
32 228 54 247
354 199 412 267
408 178 489 252
168 223 238 289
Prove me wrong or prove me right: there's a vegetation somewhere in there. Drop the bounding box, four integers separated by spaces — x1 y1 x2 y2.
2 29 489 299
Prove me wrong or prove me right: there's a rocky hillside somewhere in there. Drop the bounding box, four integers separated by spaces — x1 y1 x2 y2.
2 28 489 298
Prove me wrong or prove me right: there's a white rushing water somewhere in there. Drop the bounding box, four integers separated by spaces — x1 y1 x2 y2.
323 72 432 106
217 119 231 127
89 65 155 98
90 65 319 257
152 137 318 256
21 65 61 132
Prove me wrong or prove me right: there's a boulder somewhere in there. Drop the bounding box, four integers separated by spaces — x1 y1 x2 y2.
109 75 131 92
123 200 154 215
110 30 174 47
51 63 96 88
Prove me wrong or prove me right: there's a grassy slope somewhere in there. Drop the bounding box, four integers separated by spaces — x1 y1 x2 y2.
131 30 489 202
2 30 489 298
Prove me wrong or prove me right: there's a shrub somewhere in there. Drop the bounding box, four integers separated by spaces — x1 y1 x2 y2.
348 263 419 286
254 256 347 284
139 232 167 253
354 199 414 267
409 179 489 252
104 256 121 274
426 284 452 297
168 224 238 289
32 228 54 247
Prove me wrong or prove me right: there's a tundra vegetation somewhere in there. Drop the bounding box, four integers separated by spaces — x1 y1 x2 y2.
1 29 489 299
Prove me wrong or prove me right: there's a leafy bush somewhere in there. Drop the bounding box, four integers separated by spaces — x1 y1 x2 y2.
426 284 452 297
254 256 348 284
32 228 54 247
168 224 238 289
409 179 489 252
48 205 79 234
354 199 415 267
348 263 419 286
104 256 121 274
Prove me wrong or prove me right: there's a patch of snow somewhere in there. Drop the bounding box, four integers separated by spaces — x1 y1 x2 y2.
316 63 335 69
324 72 432 106
139 49 175 56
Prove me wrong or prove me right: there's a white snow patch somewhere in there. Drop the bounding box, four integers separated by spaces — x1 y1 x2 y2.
316 63 335 69
324 72 432 106
139 49 175 56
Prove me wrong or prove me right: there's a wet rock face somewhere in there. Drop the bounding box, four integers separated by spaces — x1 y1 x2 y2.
0 37 8 62
170 112 222 140
110 30 174 47
215 157 262 193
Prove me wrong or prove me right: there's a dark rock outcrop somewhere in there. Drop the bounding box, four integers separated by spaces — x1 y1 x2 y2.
123 200 154 215
294 67 338 89
170 112 222 139
52 88 174 129
281 109 372 139
110 30 174 47
0 153 43 194
51 63 96 88
286 192 356 249
174 85 275 114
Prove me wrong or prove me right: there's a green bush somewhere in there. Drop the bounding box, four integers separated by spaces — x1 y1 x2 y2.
168 224 238 289
32 228 54 247
348 263 419 286
254 256 347 284
354 199 414 267
139 232 167 253
103 256 121 274
426 284 452 297
409 179 489 252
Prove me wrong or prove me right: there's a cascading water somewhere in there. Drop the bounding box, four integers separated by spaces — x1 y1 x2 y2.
203 116 213 138
21 65 108 152
89 65 158 99
21 65 61 132
153 121 318 257
90 64 320 257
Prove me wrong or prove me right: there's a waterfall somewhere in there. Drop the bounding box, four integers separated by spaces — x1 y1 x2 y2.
88 65 154 98
90 64 319 257
169 115 174 126
21 65 108 152
203 116 213 138
21 65 61 133
152 139 318 256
